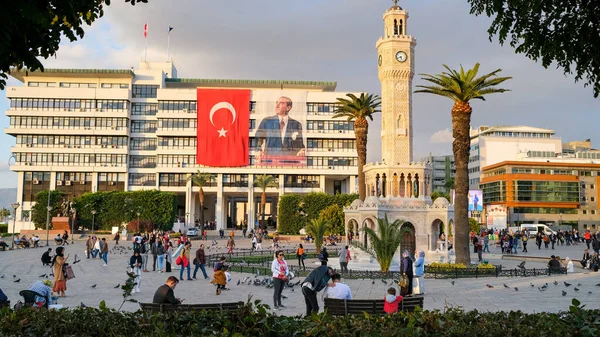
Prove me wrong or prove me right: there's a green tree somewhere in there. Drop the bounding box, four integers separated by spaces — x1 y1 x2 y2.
415 63 511 265
444 178 455 191
333 93 381 201
363 215 404 272
431 191 450 202
305 217 329 253
0 208 10 223
31 190 66 229
0 0 147 89
468 0 600 97
253 174 278 229
187 171 215 228
468 218 481 234
319 204 345 236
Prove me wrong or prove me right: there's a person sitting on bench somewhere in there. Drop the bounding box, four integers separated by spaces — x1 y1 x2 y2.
152 276 182 304
54 234 62 245
41 248 53 266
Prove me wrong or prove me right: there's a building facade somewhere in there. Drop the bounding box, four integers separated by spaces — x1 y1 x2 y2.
480 160 600 231
5 62 358 231
468 125 562 189
422 154 455 192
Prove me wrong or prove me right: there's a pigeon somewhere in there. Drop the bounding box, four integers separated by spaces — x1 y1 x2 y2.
553 281 558 285
577 283 582 286
588 291 593 295
450 281 455 286
372 280 375 285
503 284 510 288
114 284 120 289
73 260 80 264
381 279 388 285
486 284 494 289
80 302 87 308
13 279 20 283
564 282 571 287
242 277 248 283
393 279 399 284
282 295 288 299
517 261 526 269
538 287 545 292
562 290 567 296
237 280 241 285
574 287 579 292
290 288 294 292
39 274 47 278
530 283 535 288
90 284 97 289
13 275 16 278
541 284 548 290
596 283 600 287
514 287 518 291
0 274 4 279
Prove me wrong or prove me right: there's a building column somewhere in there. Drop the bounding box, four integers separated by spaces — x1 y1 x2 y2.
319 175 326 193
419 180 425 198
185 179 192 227
190 188 197 226
349 176 356 195
91 172 99 193
49 171 57 190
279 174 285 195
248 174 255 230
16 172 24 221
123 172 129 191
216 173 225 231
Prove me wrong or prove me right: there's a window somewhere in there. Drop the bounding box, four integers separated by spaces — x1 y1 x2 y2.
222 174 249 187
129 155 157 168
157 155 196 167
132 85 159 98
158 137 196 149
159 173 188 187
592 210 597 215
158 101 197 112
130 138 157 151
131 103 158 116
159 118 196 130
591 184 595 189
514 181 579 202
284 175 320 188
128 173 156 186
131 121 157 133
592 197 596 202
583 210 588 215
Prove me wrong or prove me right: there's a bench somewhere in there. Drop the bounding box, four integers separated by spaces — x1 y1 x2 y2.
324 295 424 316
139 301 244 313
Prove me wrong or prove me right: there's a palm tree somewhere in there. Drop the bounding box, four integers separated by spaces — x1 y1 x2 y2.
0 208 10 223
306 217 329 253
363 215 404 272
253 174 278 229
415 63 511 264
187 171 215 228
333 93 381 201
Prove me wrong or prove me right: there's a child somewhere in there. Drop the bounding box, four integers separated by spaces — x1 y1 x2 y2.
211 265 227 295
224 265 232 291
383 287 403 314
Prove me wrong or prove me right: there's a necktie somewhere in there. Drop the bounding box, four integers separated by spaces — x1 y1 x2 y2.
279 120 285 131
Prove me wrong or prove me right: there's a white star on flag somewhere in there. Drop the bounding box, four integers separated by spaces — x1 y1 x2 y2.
217 127 228 137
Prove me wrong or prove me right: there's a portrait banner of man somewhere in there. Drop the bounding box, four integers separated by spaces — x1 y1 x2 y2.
254 91 307 167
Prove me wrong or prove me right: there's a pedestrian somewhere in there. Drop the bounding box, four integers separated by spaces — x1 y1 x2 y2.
141 239 149 272
483 234 490 253
477 239 483 262
156 240 165 272
242 226 247 238
251 235 257 251
178 242 192 281
413 250 425 295
522 234 528 253
271 250 289 309
101 238 109 266
92 236 100 258
114 232 120 246
536 232 543 250
296 244 306 271
401 250 414 296
301 265 334 315
211 265 227 295
472 235 478 253
85 237 93 259
62 230 69 246
130 249 142 293
202 229 208 241
319 247 329 266
193 244 209 280
338 245 349 273
226 236 235 254
151 239 159 271
51 246 69 297
584 230 592 250
256 235 263 250
164 242 173 273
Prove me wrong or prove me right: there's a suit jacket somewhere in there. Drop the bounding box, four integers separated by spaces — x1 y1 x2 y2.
256 115 305 155
152 284 180 304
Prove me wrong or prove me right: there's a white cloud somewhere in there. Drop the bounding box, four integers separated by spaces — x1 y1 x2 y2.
429 129 454 144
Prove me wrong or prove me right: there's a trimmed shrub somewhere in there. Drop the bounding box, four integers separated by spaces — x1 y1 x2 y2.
0 224 7 233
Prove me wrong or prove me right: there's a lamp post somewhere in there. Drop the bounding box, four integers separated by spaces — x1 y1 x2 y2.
45 206 52 247
91 210 97 235
10 202 20 249
70 207 76 244
136 211 141 233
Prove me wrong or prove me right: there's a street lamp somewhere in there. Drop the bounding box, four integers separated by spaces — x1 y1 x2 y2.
91 210 97 235
136 211 141 233
70 207 76 244
45 206 52 247
10 202 20 249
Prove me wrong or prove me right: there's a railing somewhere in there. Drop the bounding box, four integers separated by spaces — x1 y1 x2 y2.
424 266 568 279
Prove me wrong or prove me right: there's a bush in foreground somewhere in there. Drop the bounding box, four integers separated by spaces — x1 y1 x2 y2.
0 299 598 336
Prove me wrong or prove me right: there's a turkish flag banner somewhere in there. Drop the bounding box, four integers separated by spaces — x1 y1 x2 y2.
197 89 250 167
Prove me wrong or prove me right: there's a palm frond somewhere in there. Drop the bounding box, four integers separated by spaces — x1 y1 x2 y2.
305 217 328 253
187 170 214 186
253 174 278 190
362 215 404 272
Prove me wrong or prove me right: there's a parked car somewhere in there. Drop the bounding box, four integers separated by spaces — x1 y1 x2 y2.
186 227 199 237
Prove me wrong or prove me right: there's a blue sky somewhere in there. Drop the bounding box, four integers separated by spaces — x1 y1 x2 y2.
0 0 598 188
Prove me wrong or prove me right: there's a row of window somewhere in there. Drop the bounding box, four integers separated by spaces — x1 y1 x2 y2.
10 98 128 110
159 119 197 129
158 101 197 112
17 153 127 166
27 82 129 89
483 131 553 138
131 103 158 116
131 121 157 133
130 155 156 168
130 138 157 151
481 181 581 203
132 85 159 98
56 172 93 182
10 117 128 129
16 135 128 147
512 208 579 215
306 121 353 132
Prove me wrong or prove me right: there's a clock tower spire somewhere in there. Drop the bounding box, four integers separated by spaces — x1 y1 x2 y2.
376 3 416 165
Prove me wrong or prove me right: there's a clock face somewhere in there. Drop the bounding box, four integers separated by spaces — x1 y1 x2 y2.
378 55 382 66
395 51 407 63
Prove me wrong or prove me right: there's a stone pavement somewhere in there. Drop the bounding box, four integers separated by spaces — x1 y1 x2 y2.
0 235 598 315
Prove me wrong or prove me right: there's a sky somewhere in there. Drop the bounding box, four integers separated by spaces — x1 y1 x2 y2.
0 0 598 188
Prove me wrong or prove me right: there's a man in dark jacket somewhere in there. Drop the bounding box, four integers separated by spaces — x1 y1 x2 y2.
153 276 181 304
301 266 334 315
41 248 53 266
151 240 159 271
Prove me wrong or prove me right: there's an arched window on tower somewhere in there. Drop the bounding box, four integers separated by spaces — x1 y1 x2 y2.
399 19 403 35
393 19 398 35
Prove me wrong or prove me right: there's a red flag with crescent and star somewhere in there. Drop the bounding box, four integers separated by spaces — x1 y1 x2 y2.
197 89 250 166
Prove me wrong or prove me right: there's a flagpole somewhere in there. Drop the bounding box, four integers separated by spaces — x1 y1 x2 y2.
167 31 170 62
144 36 147 62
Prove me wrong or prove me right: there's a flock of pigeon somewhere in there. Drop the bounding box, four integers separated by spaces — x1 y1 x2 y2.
481 280 600 297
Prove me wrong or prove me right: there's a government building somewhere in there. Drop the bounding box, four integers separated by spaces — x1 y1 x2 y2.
5 63 358 231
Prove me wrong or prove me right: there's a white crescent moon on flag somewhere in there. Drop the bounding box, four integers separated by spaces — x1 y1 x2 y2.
209 102 237 126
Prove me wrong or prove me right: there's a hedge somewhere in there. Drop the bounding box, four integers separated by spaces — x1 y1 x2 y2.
0 224 7 233
0 299 599 336
278 192 358 235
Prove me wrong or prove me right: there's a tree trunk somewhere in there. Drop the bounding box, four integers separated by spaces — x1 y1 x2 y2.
261 191 266 230
199 187 204 228
354 119 368 201
451 102 472 265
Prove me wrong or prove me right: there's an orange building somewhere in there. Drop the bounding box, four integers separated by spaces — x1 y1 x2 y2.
480 161 600 231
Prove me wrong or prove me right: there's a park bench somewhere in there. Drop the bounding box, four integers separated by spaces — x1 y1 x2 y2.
324 295 424 316
139 301 244 313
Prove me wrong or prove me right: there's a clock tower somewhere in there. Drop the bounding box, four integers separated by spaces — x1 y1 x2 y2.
376 2 416 165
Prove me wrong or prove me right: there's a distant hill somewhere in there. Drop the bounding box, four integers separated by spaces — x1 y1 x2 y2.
0 188 18 209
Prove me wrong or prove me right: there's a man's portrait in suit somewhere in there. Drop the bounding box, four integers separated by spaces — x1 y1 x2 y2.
256 96 306 157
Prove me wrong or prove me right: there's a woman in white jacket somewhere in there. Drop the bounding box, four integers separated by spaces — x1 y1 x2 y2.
271 250 289 309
